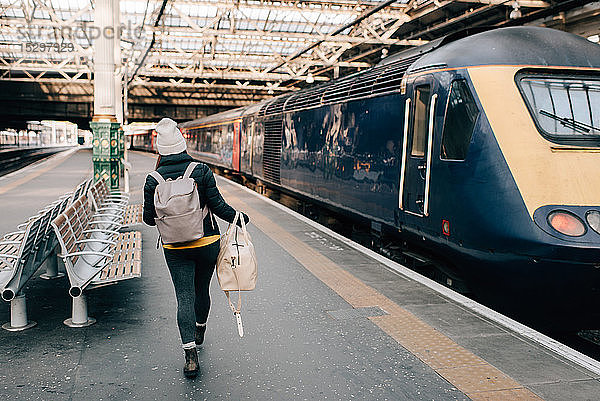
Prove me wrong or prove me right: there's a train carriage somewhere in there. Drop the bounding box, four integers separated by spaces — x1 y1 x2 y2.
138 26 600 330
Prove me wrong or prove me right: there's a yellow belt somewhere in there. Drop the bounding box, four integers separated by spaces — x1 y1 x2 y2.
162 235 221 249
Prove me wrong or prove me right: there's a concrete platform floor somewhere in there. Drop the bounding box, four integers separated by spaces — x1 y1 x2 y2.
0 148 598 401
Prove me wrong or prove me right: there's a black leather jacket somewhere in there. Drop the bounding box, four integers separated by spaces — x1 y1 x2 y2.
143 152 249 236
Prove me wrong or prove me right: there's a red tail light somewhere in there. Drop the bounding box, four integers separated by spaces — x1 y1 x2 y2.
548 211 586 237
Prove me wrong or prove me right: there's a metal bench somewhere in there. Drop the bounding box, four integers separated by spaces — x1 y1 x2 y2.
89 177 142 228
0 177 142 330
70 178 93 203
122 203 143 227
0 220 41 331
0 179 94 331
89 177 129 210
1 178 89 245
1 196 77 281
0 200 65 331
52 194 142 327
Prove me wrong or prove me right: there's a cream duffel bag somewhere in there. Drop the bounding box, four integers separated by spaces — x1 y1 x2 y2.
216 211 257 337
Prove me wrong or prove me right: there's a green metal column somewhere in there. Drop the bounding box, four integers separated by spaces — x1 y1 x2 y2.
91 121 123 190
92 0 123 190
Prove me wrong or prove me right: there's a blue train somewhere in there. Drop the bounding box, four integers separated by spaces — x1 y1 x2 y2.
132 27 600 331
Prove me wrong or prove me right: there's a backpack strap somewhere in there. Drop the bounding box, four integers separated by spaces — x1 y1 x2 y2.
183 162 199 179
149 171 165 184
184 161 214 227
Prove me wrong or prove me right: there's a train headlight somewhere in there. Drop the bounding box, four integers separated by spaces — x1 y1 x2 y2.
548 211 586 237
586 211 600 235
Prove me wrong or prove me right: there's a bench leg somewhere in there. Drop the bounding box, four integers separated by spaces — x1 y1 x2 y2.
39 249 65 280
64 294 96 328
2 293 37 331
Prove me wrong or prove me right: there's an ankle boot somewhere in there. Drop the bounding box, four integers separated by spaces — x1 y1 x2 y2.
195 323 206 345
183 347 199 378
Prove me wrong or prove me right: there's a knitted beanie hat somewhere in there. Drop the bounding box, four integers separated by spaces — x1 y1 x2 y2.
155 118 187 155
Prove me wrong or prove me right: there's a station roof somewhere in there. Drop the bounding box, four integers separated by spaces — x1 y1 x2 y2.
0 0 596 111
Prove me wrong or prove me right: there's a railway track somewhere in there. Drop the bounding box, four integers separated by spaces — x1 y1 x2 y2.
0 147 70 177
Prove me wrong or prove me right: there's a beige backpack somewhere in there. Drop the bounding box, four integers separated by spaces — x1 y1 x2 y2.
149 162 212 244
216 211 257 337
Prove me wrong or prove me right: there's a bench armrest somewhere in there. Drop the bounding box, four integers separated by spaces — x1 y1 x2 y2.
62 251 113 268
75 238 116 246
99 199 127 205
93 213 124 220
61 250 112 259
83 228 120 236
97 204 127 211
101 200 128 207
103 196 128 202
105 191 128 197
89 220 121 227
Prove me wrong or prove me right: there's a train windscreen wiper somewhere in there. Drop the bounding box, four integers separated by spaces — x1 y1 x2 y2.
539 110 600 134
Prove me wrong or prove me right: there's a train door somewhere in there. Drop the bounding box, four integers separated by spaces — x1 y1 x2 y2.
399 76 438 217
249 120 255 174
240 118 255 175
233 121 241 171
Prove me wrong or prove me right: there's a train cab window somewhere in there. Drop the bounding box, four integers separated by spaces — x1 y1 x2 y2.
518 74 600 144
411 85 431 157
441 80 480 160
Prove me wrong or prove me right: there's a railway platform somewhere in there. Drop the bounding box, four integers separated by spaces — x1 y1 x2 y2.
0 148 599 401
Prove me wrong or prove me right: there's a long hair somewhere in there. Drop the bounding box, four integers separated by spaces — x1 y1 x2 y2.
155 154 161 169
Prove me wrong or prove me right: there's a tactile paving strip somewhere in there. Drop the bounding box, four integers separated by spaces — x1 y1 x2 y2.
327 306 388 320
220 185 544 401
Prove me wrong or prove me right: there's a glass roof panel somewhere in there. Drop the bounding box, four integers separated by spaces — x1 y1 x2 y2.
0 0 430 97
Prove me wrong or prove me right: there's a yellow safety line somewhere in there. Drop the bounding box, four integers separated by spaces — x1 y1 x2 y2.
0 149 77 196
220 185 544 401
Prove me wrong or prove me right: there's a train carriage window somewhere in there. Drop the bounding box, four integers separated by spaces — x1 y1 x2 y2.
411 85 431 157
518 74 600 144
204 129 212 152
441 80 480 160
192 129 200 151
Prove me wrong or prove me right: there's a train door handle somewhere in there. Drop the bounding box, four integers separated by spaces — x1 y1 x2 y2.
415 198 425 213
417 163 427 179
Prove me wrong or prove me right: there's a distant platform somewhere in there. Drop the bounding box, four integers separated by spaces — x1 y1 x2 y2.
0 148 598 400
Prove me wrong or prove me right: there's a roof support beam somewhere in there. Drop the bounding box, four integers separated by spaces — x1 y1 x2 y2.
265 0 401 74
453 0 549 6
127 0 169 86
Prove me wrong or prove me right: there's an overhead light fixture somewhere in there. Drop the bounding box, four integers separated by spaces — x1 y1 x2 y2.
509 1 521 19
381 48 389 59
306 73 314 84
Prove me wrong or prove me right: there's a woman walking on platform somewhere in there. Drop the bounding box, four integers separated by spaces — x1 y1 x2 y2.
142 118 249 378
